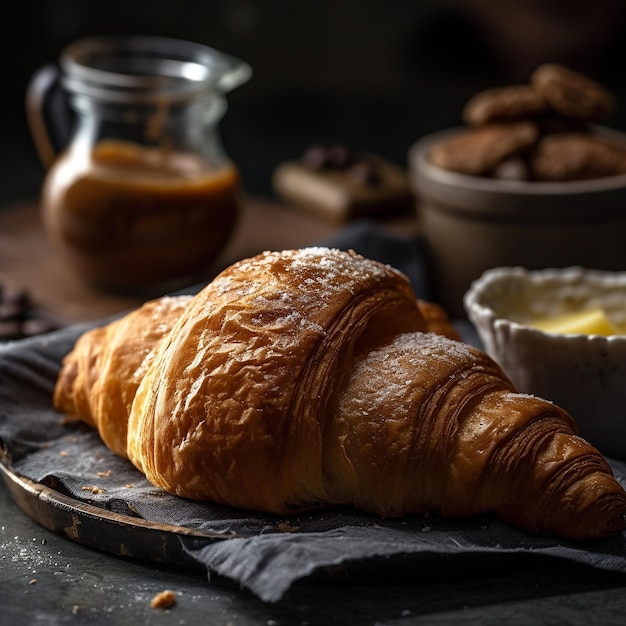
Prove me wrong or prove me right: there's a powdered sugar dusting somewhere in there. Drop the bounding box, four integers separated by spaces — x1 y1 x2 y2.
249 307 326 335
203 247 409 337
346 331 494 413
149 295 193 334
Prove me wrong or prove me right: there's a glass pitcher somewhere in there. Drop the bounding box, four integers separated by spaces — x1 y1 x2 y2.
27 35 251 294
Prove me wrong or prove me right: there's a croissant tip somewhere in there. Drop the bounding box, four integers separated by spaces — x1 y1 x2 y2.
572 509 626 542
603 512 626 538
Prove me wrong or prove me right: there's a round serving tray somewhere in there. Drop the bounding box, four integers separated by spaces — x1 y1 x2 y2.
0 461 239 568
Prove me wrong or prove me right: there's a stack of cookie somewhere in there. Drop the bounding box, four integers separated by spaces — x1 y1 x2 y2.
429 64 626 182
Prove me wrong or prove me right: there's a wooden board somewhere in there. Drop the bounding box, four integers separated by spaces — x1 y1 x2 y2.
0 197 338 323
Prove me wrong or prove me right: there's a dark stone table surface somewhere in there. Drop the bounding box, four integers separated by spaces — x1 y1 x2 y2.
4 476 626 626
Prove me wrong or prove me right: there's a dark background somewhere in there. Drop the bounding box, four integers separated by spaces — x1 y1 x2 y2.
3 0 626 208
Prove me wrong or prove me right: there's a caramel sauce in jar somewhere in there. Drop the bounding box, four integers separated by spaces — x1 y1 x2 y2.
30 36 252 294
42 139 241 292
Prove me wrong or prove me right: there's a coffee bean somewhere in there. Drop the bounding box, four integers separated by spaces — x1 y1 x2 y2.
0 319 23 339
302 144 330 170
0 282 64 340
349 161 382 185
0 301 25 321
21 317 61 337
326 144 354 169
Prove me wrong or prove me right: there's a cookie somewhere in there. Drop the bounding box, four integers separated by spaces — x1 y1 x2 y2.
428 122 539 176
529 133 626 181
463 84 548 126
530 63 617 122
492 157 530 181
535 115 589 135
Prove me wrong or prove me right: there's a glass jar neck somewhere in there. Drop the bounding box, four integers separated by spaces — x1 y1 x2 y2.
56 35 250 164
59 35 251 106
67 96 228 163
68 91 228 131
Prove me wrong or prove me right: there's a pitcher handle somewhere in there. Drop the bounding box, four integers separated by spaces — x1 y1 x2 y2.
25 64 73 170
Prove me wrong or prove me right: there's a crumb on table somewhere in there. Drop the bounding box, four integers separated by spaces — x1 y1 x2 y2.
150 589 177 609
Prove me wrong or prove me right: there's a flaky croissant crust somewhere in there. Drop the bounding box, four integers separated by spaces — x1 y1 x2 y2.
54 295 193 458
127 248 426 514
54 247 626 541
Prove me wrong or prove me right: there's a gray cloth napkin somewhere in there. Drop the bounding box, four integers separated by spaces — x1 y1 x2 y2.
1 223 626 603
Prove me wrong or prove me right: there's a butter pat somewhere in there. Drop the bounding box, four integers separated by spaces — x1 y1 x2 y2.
531 307 621 336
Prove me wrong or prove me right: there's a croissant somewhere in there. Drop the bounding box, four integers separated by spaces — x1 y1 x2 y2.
53 247 626 541
54 295 193 458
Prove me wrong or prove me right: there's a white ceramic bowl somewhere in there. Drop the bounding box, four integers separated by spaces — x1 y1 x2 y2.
408 127 626 318
464 266 626 459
